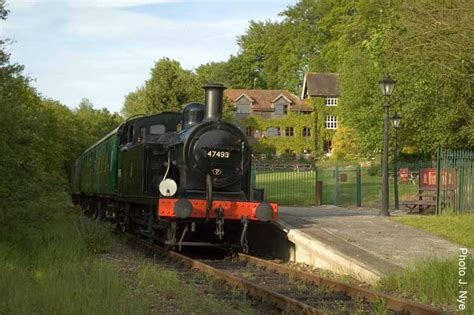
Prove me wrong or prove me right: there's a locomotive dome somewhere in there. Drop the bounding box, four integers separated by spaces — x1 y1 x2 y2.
182 102 205 129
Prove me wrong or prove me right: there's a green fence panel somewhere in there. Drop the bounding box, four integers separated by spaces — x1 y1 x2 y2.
255 164 316 206
437 149 474 214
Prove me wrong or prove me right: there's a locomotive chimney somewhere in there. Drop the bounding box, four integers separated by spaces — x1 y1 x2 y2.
203 83 226 121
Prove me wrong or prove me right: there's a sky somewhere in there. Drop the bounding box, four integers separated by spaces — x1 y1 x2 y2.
1 0 296 113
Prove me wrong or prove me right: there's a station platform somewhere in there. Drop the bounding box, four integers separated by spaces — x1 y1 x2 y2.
276 206 461 283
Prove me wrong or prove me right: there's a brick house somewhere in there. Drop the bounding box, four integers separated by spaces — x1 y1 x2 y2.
224 89 312 140
301 72 340 155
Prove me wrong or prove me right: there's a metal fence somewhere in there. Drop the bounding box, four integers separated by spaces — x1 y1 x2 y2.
254 150 474 213
437 149 474 214
253 160 435 208
255 165 316 205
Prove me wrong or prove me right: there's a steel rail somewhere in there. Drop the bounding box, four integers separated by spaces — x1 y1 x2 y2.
131 237 322 314
130 236 445 314
238 253 444 315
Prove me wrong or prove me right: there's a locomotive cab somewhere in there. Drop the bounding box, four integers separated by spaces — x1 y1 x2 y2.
116 113 182 199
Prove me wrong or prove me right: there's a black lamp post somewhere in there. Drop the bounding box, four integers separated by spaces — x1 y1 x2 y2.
391 112 401 210
379 74 397 216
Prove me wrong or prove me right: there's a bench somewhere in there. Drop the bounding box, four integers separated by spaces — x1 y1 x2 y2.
404 190 437 214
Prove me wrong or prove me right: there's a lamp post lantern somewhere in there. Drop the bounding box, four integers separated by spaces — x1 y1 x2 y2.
391 112 401 210
379 74 396 216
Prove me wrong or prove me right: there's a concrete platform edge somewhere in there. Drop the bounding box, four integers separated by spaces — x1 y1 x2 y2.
275 219 386 284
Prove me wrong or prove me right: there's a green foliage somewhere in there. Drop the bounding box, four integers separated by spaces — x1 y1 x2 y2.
240 112 315 154
195 61 233 86
386 0 474 151
331 126 359 160
0 0 7 20
122 57 201 117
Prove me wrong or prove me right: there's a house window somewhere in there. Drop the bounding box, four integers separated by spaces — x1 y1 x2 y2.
285 127 294 137
324 140 332 155
302 127 311 137
325 97 338 106
325 116 337 129
266 127 280 137
275 104 288 115
246 126 255 137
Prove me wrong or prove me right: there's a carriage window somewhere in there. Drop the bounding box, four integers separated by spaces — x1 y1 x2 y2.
150 124 166 135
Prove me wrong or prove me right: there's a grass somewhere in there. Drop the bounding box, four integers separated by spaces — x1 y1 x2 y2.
0 211 149 315
391 213 474 247
380 214 474 312
0 204 253 314
377 256 473 313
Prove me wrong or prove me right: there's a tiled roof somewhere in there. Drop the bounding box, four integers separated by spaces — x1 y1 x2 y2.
301 73 340 98
224 89 312 111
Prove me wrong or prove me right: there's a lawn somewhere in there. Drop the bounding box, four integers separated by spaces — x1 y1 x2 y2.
391 214 474 248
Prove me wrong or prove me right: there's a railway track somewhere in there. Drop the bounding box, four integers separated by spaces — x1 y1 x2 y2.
130 237 444 314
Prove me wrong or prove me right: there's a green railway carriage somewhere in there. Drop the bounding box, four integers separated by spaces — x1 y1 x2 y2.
71 128 119 196
72 112 183 201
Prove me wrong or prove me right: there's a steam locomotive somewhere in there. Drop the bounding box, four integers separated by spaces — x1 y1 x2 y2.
71 84 278 252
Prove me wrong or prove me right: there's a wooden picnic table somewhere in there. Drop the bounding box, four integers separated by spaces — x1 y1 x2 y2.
403 191 436 214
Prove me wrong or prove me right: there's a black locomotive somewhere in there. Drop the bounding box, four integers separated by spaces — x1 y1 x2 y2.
72 84 278 252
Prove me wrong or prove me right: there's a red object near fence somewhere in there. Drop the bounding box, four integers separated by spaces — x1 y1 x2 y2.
400 168 409 182
419 167 456 190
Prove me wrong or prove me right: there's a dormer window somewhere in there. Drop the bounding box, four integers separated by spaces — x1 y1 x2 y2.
325 97 338 106
235 94 253 114
275 104 288 115
236 104 251 114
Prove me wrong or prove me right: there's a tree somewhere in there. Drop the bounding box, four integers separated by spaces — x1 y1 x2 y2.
122 58 201 117
386 0 474 151
195 61 232 86
331 126 359 160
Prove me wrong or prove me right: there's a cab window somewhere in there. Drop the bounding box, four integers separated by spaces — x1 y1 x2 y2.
138 127 146 144
150 124 166 135
128 125 134 143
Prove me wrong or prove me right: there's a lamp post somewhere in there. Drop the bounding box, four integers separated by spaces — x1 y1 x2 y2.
391 112 401 210
379 74 396 216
